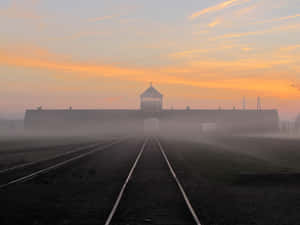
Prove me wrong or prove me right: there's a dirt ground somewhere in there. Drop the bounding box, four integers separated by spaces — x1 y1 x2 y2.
111 138 195 225
0 135 300 225
0 136 119 170
162 136 300 225
0 138 143 225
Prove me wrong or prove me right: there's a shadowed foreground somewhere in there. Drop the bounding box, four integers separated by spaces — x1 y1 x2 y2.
0 135 300 225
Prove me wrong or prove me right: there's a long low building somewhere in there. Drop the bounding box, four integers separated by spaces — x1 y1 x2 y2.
24 84 279 134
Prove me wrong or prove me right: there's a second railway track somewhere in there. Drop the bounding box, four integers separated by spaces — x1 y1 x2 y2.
0 137 202 225
0 138 127 189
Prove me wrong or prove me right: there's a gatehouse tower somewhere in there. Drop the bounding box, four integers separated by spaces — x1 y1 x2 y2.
140 83 163 112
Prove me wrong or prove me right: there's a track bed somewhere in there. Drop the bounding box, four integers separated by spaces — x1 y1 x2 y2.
0 139 142 225
110 138 195 225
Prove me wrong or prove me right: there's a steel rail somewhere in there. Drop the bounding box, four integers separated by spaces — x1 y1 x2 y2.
0 142 100 174
156 137 202 225
0 138 126 189
104 138 148 225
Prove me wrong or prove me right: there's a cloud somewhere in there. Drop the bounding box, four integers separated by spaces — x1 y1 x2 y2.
88 15 114 22
213 30 263 40
253 14 300 24
189 0 250 20
0 7 42 20
241 47 252 51
169 49 209 58
187 58 294 71
280 45 300 51
291 83 300 91
168 45 238 59
212 23 300 40
1 44 299 98
235 4 257 16
209 18 222 27
49 31 110 41
192 30 210 35
0 2 41 20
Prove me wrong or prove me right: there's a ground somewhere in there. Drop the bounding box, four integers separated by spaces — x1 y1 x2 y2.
0 134 300 225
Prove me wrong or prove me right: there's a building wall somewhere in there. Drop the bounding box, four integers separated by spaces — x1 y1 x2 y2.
140 97 162 112
24 109 279 134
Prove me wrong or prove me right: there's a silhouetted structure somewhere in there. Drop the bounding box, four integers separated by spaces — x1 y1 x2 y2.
257 96 262 111
25 84 279 134
140 83 163 112
295 114 300 132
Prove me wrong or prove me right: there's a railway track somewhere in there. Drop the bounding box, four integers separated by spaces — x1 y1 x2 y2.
2 136 299 225
105 137 202 225
0 138 127 189
0 137 202 225
0 142 90 155
0 142 99 174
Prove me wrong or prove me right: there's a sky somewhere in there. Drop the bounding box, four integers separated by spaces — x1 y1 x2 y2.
0 0 300 119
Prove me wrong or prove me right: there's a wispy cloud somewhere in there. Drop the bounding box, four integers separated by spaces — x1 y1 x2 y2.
213 30 264 40
192 30 210 35
241 47 252 51
0 1 42 20
1 44 300 98
168 45 236 59
188 58 294 70
169 49 209 58
235 4 257 16
253 14 300 24
280 44 300 51
291 83 300 91
189 0 250 20
212 23 300 40
88 15 114 22
49 31 110 41
209 18 222 27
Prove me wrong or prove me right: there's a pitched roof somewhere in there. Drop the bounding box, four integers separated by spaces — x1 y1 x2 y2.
140 84 163 98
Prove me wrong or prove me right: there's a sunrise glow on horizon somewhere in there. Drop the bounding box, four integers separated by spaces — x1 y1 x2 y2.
1 0 300 119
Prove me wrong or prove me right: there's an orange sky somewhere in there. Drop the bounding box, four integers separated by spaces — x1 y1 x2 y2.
1 0 300 119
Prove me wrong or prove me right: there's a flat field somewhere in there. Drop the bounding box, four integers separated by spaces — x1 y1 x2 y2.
0 135 119 170
0 134 299 225
162 135 300 225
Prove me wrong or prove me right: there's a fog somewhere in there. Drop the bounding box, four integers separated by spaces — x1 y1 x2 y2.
2 110 300 225
1 112 299 138
1 108 299 158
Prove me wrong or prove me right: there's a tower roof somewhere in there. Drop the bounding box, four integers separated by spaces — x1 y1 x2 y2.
140 84 163 98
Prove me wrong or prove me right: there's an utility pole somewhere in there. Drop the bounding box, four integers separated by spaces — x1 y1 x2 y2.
257 96 261 111
243 96 246 110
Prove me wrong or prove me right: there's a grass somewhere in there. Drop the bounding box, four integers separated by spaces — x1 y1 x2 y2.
163 136 295 184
